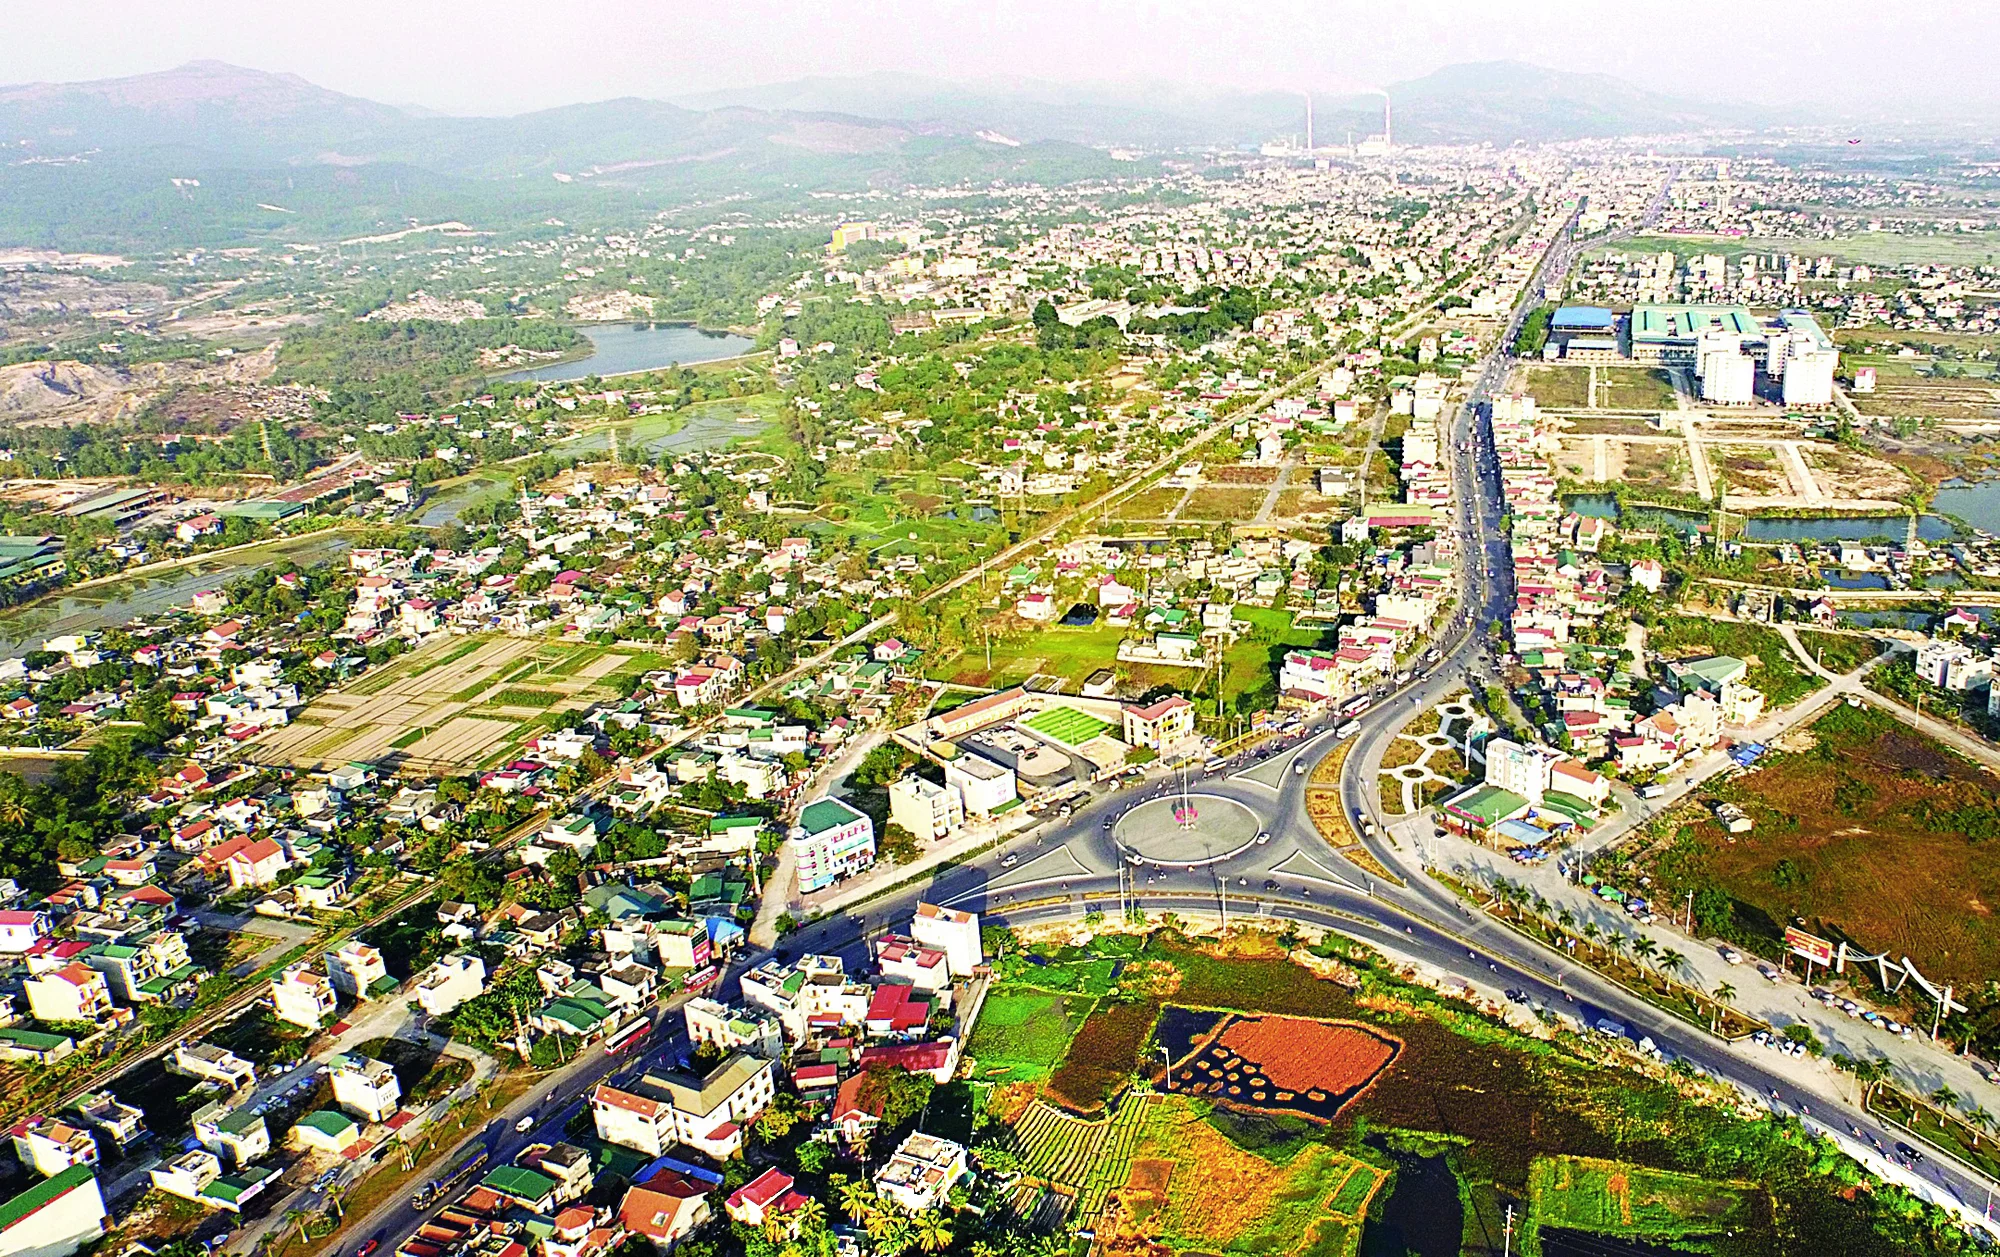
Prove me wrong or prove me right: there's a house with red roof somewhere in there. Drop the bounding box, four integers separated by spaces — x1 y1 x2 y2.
618 1168 710 1248
725 1168 811 1233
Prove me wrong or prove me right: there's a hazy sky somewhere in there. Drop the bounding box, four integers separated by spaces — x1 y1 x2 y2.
3 0 1992 116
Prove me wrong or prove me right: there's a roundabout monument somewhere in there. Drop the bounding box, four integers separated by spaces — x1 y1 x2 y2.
1114 787 1263 867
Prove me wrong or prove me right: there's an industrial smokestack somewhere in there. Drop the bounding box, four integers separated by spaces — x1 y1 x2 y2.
1305 92 1313 154
1382 90 1392 150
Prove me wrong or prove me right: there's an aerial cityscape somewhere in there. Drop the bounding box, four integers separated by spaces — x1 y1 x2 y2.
3 4 2000 1256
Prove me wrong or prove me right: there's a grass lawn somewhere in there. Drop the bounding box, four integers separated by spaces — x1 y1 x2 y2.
1600 367 1679 410
929 624 1128 690
1024 705 1116 745
1793 629 1880 675
1526 365 1590 410
1181 487 1268 520
1527 1155 1759 1243
1647 615 1822 707
965 989 1093 1083
1118 487 1191 519
488 687 564 709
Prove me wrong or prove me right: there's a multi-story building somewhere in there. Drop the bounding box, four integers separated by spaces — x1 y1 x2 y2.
873 1132 970 1213
1122 695 1195 751
67 1094 145 1154
193 1104 270 1168
1483 738 1563 805
169 1043 256 1090
271 964 338 1030
79 931 195 1004
413 952 486 1017
0 1164 107 1257
328 1054 402 1124
591 1054 776 1159
910 902 983 979
325 940 389 1000
943 754 1016 816
887 775 961 842
683 998 783 1060
791 798 875 894
7 1118 99 1178
874 935 951 992
740 954 872 1041
23 964 114 1025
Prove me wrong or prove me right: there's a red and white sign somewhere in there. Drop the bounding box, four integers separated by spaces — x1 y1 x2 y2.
1785 926 1835 967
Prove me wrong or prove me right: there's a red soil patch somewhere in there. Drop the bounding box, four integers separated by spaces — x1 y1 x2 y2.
1216 1015 1398 1094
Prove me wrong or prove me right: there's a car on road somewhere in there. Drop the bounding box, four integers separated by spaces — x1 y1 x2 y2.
355 1242 379 1257
1263 879 1279 890
1255 830 1270 844
1001 853 1019 867
1719 947 1743 965
1896 1142 1925 1163
514 1114 535 1133
1757 964 1782 983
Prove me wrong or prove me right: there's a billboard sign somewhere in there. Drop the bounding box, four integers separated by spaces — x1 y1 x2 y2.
1785 926 1835 967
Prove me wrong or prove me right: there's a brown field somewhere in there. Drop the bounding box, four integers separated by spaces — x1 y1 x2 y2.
1564 416 1661 436
1599 367 1680 411
254 636 657 774
1852 376 2000 421
1639 703 2000 987
1526 366 1590 410
1800 443 1913 500
1208 464 1281 485
1179 487 1268 520
1623 441 1693 492
1115 487 1188 519
1168 1011 1399 1122
1273 488 1335 518
1710 443 1790 496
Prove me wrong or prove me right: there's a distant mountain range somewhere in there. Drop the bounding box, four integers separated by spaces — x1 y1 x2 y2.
675 61 1778 148
0 58 1783 252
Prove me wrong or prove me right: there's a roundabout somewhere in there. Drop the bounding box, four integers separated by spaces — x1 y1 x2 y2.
1113 792 1264 867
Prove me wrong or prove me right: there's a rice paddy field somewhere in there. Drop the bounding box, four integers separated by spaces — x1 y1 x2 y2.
255 634 671 773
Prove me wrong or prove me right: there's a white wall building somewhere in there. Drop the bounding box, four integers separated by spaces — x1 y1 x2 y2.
909 903 983 979
328 1054 402 1124
590 1054 776 1160
413 952 486 1017
0 1165 106 1257
1483 737 1562 805
944 755 1016 817
887 775 962 842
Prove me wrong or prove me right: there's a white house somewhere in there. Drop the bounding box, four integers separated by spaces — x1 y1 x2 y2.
590 1054 776 1159
413 952 486 1017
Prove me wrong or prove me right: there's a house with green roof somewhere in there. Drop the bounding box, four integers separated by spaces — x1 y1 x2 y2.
288 1110 358 1156
482 1165 560 1212
536 994 618 1039
0 1027 74 1064
793 797 874 893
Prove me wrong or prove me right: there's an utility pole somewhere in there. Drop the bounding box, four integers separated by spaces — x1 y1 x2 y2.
1503 1204 1515 1257
1685 889 1695 933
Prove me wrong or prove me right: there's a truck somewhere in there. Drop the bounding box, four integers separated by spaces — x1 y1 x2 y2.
411 1149 488 1210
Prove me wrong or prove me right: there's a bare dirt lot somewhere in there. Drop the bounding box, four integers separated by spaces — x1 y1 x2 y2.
1801 443 1914 501
1711 443 1792 496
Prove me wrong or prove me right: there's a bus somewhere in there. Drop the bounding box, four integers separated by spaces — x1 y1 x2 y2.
1340 694 1372 719
604 1017 651 1056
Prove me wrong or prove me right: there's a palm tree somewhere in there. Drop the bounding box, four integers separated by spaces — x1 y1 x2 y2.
1711 981 1737 1033
1632 936 1658 972
1966 1105 1993 1147
838 1180 878 1226
764 1211 795 1244
1659 949 1685 982
1932 1085 1960 1127
1557 908 1576 936
793 1199 827 1234
914 1212 954 1253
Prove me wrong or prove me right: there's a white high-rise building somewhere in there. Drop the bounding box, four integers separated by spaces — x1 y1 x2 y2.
1483 738 1562 804
1695 330 1755 405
